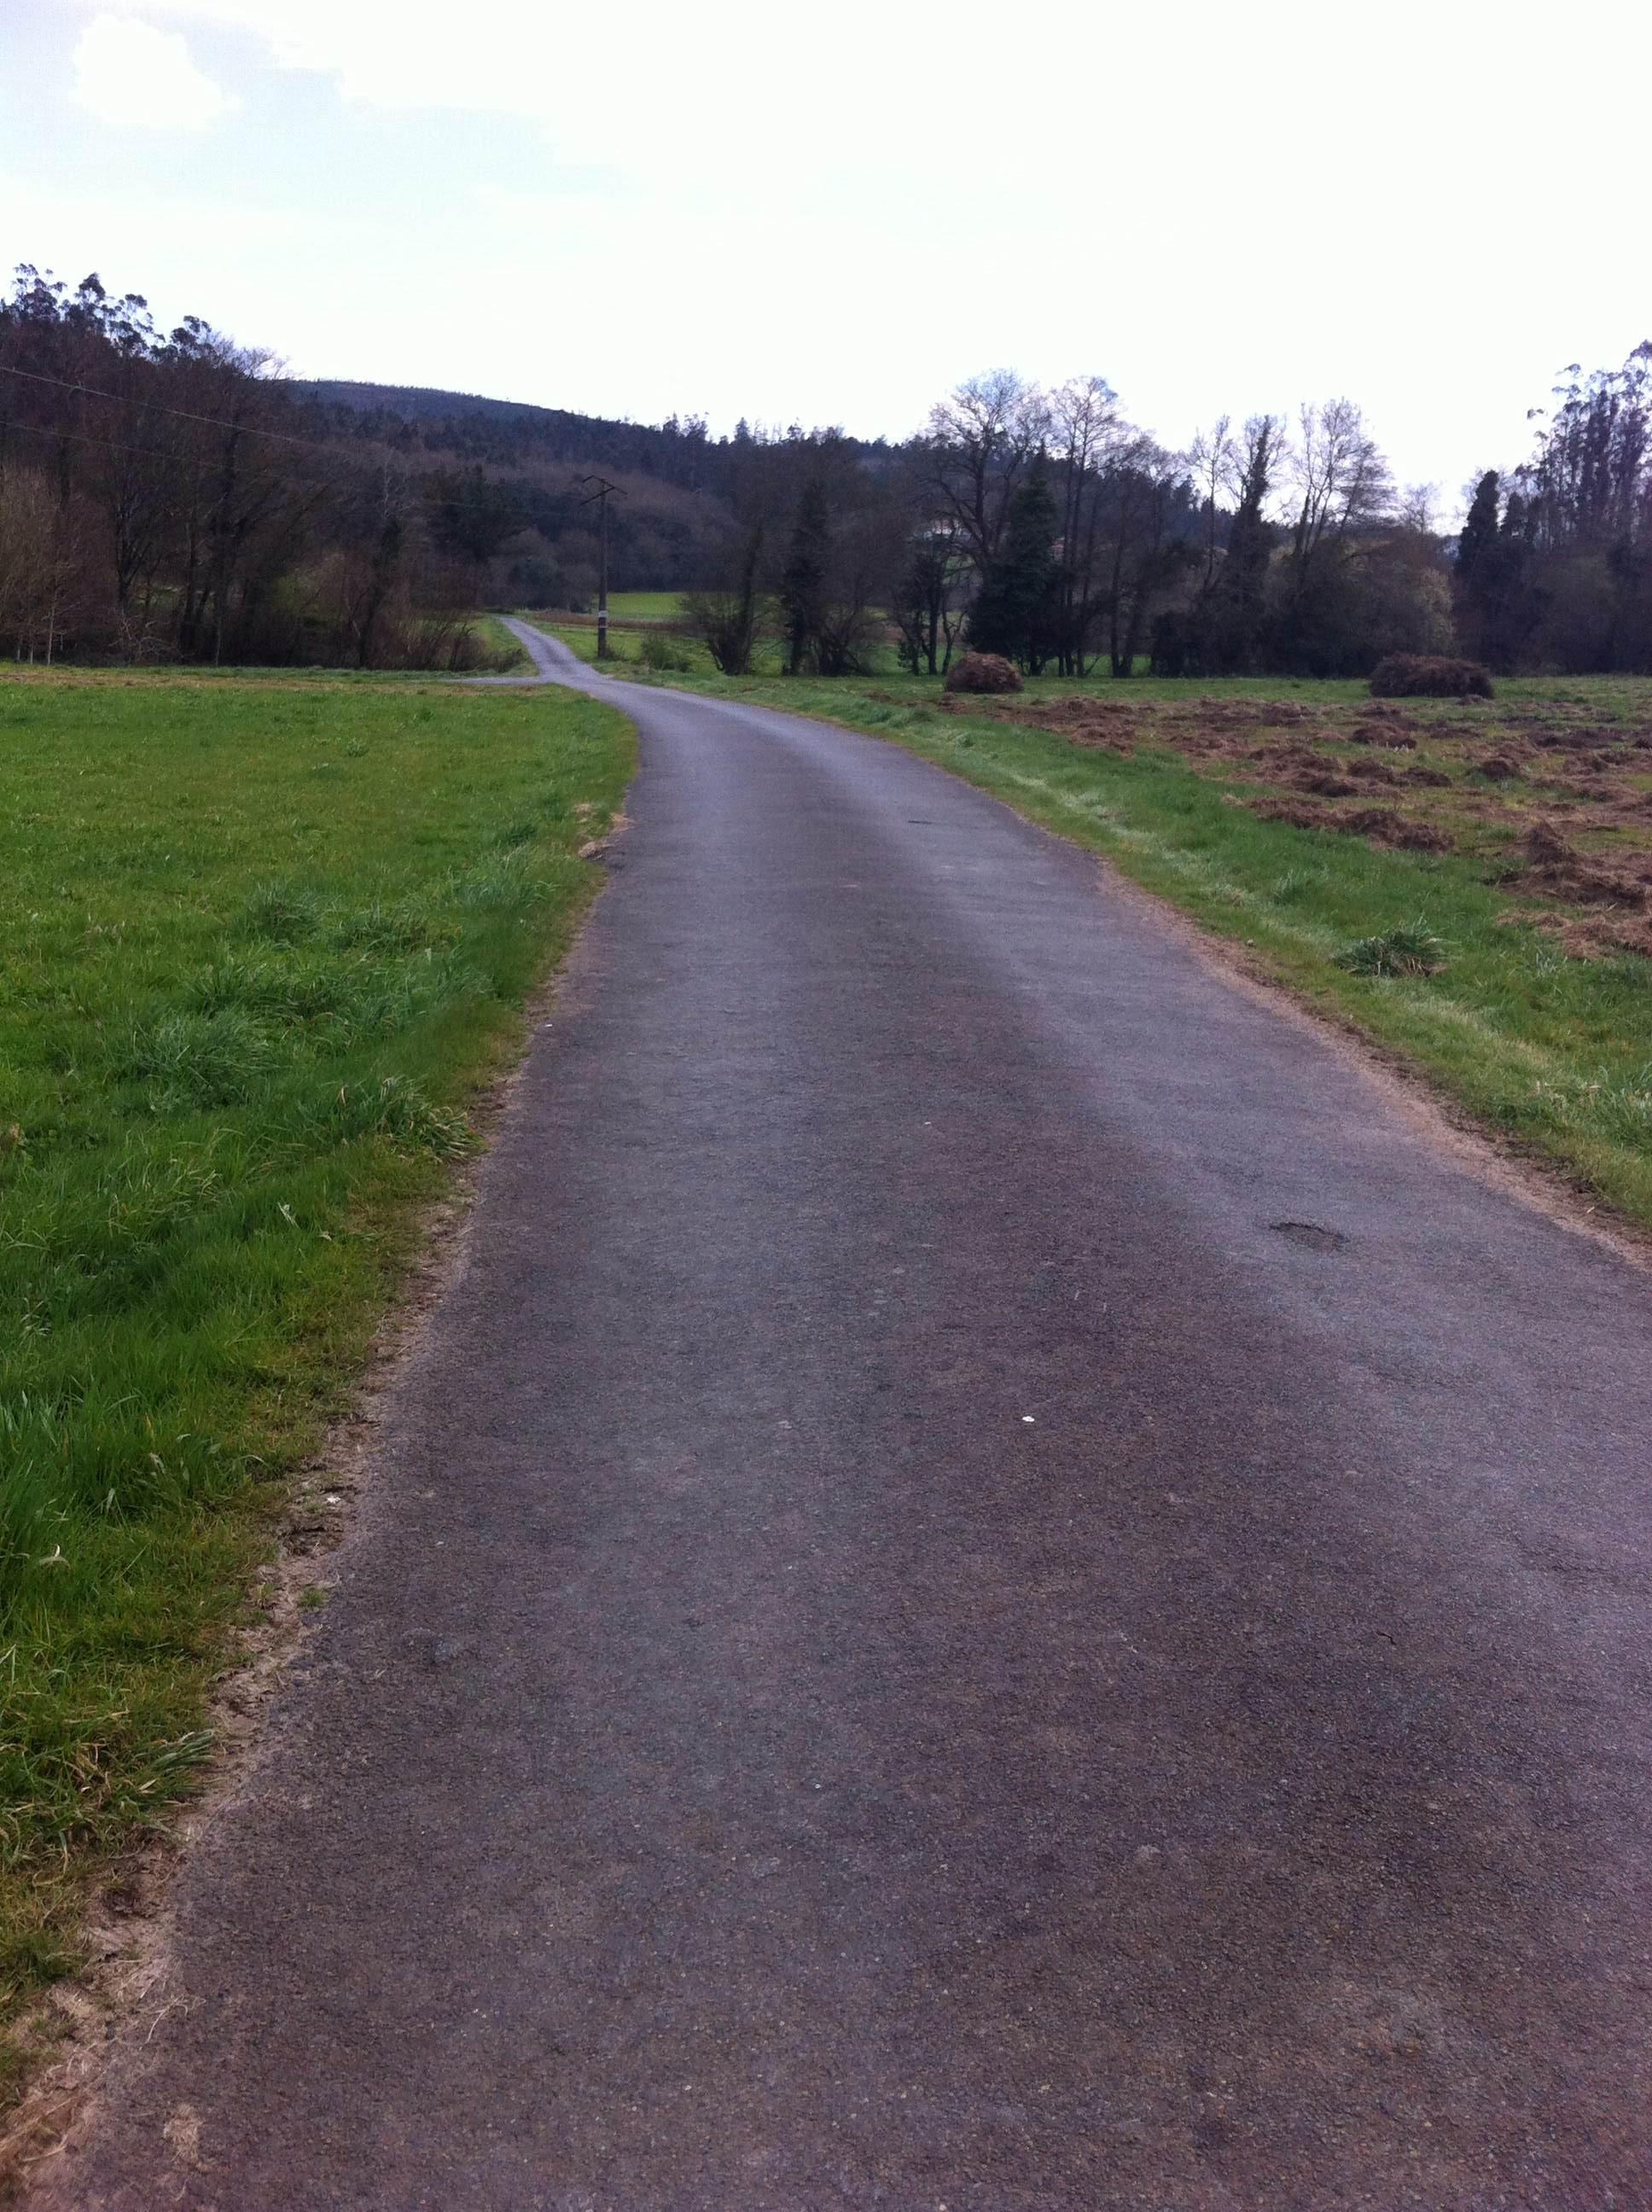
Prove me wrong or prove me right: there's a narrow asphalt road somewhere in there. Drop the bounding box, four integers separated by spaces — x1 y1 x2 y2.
38 626 1652 2209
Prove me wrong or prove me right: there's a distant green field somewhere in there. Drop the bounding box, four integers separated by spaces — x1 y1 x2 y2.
526 610 908 680
0 668 631 2088
544 592 689 626
608 591 687 623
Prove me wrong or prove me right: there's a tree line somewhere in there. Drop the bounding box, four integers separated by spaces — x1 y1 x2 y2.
679 376 1432 681
681 353 1652 681
2 259 1648 678
0 267 526 667
1453 349 1652 674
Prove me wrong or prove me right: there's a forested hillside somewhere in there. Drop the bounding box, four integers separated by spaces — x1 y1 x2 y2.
290 378 841 488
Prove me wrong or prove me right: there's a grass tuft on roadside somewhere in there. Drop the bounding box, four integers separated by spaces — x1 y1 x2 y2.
0 667 632 2089
1335 922 1450 978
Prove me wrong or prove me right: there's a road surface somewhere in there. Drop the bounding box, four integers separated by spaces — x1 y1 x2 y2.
38 626 1652 2209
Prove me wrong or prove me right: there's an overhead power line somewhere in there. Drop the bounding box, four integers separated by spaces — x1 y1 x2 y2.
0 393 598 527
0 363 698 492
1 360 355 452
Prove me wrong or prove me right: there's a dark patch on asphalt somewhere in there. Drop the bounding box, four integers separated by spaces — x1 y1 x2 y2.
1270 1220 1349 1251
38 622 1652 2211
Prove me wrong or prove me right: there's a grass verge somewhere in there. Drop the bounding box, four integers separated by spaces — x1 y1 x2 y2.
476 613 530 670
0 667 632 2095
526 624 1652 1235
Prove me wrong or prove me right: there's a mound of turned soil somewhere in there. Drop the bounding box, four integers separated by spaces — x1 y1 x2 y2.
1345 807 1456 852
1024 696 1137 721
1533 725 1633 753
944 651 1022 696
1247 798 1455 852
1370 654 1496 700
1348 708 1419 748
1167 698 1313 728
1565 912 1652 957
991 696 1144 754
1248 799 1332 832
1516 822 1647 909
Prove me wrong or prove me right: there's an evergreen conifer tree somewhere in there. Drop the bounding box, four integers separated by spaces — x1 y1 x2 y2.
1457 471 1500 583
969 467 1060 671
779 478 830 674
1198 417 1279 673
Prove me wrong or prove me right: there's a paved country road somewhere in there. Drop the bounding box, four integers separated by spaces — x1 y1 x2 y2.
36 626 1652 2209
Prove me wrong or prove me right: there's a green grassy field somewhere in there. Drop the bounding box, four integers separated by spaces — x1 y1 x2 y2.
0 667 632 2087
539 593 692 627
536 617 714 672
524 621 1652 1235
606 591 689 624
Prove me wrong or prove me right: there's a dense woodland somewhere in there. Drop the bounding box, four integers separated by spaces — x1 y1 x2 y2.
2 262 1649 678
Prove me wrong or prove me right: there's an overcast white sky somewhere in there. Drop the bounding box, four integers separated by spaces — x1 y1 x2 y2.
5 0 1648 515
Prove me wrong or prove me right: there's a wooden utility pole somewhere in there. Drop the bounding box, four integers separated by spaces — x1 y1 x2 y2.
578 474 622 659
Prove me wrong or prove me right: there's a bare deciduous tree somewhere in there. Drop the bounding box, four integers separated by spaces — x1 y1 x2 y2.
681 521 766 675
1287 398 1393 566
1048 375 1122 674
1188 414 1236 591
892 520 969 676
0 466 91 661
922 371 1050 573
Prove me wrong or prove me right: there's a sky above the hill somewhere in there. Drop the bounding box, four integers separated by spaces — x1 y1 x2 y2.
5 0 1649 515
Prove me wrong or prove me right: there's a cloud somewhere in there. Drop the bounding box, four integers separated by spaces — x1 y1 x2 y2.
30 0 1652 492
73 12 231 131
96 0 971 176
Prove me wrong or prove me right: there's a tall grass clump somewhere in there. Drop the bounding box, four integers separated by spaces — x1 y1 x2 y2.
1334 922 1449 977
